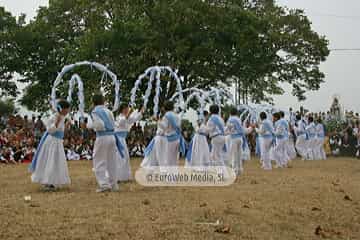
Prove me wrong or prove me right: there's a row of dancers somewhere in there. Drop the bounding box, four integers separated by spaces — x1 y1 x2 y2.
141 105 326 174
29 96 326 192
30 95 144 192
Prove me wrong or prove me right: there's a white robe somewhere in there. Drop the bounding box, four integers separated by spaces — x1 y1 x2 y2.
204 115 227 167
270 120 290 168
280 118 296 160
140 128 166 168
225 116 252 175
256 120 274 170
286 133 297 160
314 123 326 160
185 123 210 169
88 106 120 189
31 114 71 185
115 111 142 181
305 122 317 160
158 112 181 167
294 120 308 160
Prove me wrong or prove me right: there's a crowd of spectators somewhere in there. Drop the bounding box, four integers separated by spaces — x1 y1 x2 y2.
0 114 153 164
1 108 360 164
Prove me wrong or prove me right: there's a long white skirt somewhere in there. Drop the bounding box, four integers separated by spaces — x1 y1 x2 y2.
286 138 297 160
185 134 210 168
296 135 308 159
242 144 251 161
163 139 180 167
210 136 227 167
224 136 232 166
270 138 290 168
31 136 71 185
93 136 119 188
141 136 166 168
228 137 244 175
115 136 132 182
314 137 326 160
306 138 317 160
259 137 273 170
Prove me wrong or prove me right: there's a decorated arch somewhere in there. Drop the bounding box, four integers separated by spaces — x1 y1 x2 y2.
50 61 120 115
130 66 185 117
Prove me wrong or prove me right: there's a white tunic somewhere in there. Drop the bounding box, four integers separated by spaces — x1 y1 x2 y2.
270 120 290 167
31 114 71 185
294 120 309 159
115 111 142 181
256 119 274 170
225 116 252 175
204 115 227 166
141 128 166 168
158 112 181 167
314 123 326 160
305 122 317 160
185 123 210 168
88 106 119 188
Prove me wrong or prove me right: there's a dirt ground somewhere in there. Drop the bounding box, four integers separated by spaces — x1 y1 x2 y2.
0 158 359 240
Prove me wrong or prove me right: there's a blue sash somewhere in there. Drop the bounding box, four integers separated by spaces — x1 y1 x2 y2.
115 131 128 139
260 120 274 139
144 138 156 157
275 120 288 140
209 115 225 135
260 120 276 145
92 106 124 158
185 137 194 162
255 136 261 156
29 131 64 172
280 119 289 131
96 130 115 138
185 132 208 162
297 120 309 140
228 117 247 150
307 123 316 139
317 124 325 138
308 133 316 138
92 106 115 131
115 135 125 158
165 112 186 157
144 134 166 157
209 115 227 152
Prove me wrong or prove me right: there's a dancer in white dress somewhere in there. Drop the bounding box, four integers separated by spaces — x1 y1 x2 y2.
305 116 317 160
185 111 210 169
141 126 166 168
271 112 290 168
115 103 144 182
294 115 309 160
30 99 71 191
280 111 297 161
314 118 327 160
87 94 125 193
256 112 274 170
204 105 227 167
158 101 185 168
225 107 253 175
142 101 185 170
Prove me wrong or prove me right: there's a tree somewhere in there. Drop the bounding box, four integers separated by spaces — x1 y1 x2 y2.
215 0 329 103
4 0 329 112
0 99 16 116
0 7 25 97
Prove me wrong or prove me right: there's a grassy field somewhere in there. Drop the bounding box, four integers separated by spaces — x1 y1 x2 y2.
0 158 359 240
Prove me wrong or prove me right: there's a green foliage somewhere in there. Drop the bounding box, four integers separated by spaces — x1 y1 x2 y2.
0 7 24 97
2 0 329 112
0 99 17 116
181 118 195 138
325 119 346 135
